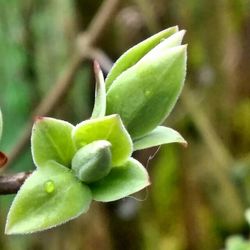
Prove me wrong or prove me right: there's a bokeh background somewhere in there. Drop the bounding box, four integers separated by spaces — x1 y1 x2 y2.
0 0 250 249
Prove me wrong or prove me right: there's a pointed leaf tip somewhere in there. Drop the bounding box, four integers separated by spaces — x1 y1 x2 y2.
31 117 76 168
105 26 179 89
93 60 101 75
91 60 106 119
142 30 186 59
133 126 187 151
34 116 44 122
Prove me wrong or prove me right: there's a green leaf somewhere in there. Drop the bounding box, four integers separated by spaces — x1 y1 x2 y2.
72 115 132 166
105 26 179 90
5 161 92 234
72 140 112 183
133 126 187 151
91 61 106 119
106 44 187 139
0 108 2 141
90 158 150 202
31 117 76 168
140 30 185 59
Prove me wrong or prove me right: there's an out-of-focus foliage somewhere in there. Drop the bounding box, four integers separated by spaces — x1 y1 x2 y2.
0 109 2 141
226 236 250 250
0 0 250 249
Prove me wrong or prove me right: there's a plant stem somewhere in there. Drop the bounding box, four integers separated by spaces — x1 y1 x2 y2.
0 172 32 195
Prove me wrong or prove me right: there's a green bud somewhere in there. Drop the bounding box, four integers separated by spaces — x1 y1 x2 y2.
106 30 187 138
105 26 179 90
72 140 112 183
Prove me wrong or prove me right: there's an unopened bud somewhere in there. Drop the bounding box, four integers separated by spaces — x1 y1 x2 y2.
72 140 112 183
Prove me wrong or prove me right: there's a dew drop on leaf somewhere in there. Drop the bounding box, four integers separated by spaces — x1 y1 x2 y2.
44 180 55 194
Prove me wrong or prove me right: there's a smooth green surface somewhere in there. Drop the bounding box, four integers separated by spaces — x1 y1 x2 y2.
90 158 150 202
107 45 187 138
5 161 92 234
72 115 132 166
31 117 76 168
139 30 185 60
105 26 178 90
133 126 187 151
72 140 112 183
91 61 106 119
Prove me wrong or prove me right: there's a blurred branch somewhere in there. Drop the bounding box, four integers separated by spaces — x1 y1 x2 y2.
134 0 161 33
181 86 244 225
0 172 32 195
181 86 234 168
4 0 120 171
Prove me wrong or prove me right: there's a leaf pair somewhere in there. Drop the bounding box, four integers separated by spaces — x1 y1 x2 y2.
105 26 187 139
6 116 149 234
91 26 187 151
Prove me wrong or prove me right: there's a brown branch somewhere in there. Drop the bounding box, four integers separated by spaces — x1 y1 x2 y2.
0 172 32 195
4 0 120 170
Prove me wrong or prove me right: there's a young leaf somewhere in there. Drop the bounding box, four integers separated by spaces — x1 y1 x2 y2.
90 158 150 202
106 45 187 139
31 117 76 168
133 126 187 151
139 30 185 60
105 26 178 90
5 161 92 235
91 61 106 119
72 115 132 166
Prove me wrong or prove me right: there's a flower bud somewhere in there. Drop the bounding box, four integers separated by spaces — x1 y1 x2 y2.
72 140 112 183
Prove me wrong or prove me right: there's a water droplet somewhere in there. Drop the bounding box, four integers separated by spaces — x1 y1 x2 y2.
44 180 55 194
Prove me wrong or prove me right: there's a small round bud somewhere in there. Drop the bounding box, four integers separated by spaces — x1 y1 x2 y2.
72 140 112 183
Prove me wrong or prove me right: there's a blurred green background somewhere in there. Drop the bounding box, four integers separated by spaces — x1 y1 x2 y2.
0 0 250 249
